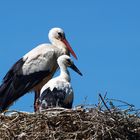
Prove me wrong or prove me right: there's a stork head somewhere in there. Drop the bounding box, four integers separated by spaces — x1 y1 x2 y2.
57 55 82 76
48 27 77 59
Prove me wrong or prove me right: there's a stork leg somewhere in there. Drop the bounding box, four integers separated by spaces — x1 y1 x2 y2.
34 91 40 112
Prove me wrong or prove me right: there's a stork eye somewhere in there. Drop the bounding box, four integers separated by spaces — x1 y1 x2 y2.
58 32 63 38
66 59 71 65
58 32 65 39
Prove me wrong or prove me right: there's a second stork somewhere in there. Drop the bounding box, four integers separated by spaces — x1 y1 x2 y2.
39 55 82 111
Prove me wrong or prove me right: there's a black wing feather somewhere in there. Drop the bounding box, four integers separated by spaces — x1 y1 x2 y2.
3 58 24 83
39 87 72 110
0 58 24 95
0 58 50 112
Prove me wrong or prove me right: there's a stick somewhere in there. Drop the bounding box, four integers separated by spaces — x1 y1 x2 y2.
99 94 111 113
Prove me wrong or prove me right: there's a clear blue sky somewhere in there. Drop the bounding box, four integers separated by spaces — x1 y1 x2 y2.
0 0 140 112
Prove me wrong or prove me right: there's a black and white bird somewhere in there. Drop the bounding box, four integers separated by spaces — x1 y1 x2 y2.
39 55 82 111
0 27 77 112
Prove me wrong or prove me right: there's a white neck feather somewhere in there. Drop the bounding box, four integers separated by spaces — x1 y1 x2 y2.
59 63 71 82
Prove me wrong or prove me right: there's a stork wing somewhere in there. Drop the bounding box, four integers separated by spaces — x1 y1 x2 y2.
39 87 73 110
0 45 57 112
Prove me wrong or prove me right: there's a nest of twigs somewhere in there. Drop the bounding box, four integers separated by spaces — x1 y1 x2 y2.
0 94 140 140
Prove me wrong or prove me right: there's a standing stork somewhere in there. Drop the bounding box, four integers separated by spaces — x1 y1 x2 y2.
0 27 77 112
39 55 82 111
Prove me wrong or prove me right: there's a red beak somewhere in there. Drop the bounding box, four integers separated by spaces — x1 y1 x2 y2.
62 38 77 59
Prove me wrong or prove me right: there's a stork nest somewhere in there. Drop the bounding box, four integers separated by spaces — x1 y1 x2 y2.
0 94 140 140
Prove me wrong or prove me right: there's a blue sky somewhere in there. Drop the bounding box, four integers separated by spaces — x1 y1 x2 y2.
0 0 140 112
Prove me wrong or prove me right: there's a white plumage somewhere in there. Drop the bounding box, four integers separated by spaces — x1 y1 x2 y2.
22 44 56 75
39 55 82 111
0 27 77 112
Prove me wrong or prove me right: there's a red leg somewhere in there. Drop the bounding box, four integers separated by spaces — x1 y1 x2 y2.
34 91 40 112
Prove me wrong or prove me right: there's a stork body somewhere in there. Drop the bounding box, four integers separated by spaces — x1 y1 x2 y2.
0 28 77 112
39 55 82 111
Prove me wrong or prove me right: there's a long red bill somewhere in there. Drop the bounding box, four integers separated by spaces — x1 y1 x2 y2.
62 39 77 59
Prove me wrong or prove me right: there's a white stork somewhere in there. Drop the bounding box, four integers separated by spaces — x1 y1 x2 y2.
39 55 82 111
0 27 77 112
